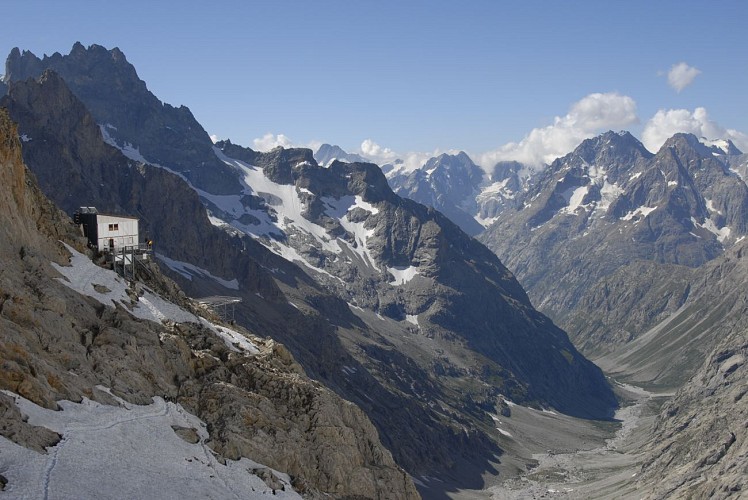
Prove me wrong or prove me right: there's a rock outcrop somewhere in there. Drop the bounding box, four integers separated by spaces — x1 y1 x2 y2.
634 240 748 496
4 43 239 194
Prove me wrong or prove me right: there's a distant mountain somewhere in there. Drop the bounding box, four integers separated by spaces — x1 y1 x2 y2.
2 44 617 493
480 130 748 356
314 143 368 165
387 152 485 235
386 152 532 236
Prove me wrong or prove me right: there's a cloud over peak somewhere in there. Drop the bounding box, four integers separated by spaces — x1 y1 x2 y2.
642 107 748 153
252 133 293 151
478 92 638 169
667 62 701 92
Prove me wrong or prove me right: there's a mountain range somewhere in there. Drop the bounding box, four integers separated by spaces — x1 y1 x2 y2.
0 43 619 498
1 42 746 498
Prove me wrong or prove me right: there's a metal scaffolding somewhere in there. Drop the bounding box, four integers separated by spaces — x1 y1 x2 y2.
197 296 243 323
111 243 152 281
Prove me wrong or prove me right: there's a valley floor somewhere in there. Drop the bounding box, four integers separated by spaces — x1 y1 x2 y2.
446 381 671 500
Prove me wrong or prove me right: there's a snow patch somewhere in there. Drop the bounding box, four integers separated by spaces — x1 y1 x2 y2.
704 198 723 215
621 206 657 221
560 185 589 214
405 314 419 326
323 195 380 271
199 318 259 354
474 214 500 228
52 244 197 324
0 391 299 499
388 266 419 285
156 254 239 290
597 180 622 213
700 138 731 155
692 216 731 243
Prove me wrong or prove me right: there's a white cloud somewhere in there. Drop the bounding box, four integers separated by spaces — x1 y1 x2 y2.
642 107 748 153
667 62 701 92
360 139 399 164
478 92 639 169
355 139 457 174
252 133 293 151
209 134 220 144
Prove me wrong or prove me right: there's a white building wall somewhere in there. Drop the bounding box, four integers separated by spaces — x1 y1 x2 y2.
96 215 139 251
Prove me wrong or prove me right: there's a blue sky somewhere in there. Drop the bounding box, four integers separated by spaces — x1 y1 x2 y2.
3 0 747 168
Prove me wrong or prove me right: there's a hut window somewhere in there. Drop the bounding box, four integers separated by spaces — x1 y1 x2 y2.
108 223 119 231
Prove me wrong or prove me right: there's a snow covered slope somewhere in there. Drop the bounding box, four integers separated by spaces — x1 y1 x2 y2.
0 391 299 499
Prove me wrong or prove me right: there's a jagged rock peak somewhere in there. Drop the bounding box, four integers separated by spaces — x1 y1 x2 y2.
565 130 653 164
660 132 717 157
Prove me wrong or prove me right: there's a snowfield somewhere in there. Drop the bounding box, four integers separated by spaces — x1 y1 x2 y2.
0 390 300 499
52 244 198 324
52 244 259 353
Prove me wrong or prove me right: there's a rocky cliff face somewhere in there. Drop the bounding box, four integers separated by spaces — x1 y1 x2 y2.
633 241 748 497
480 131 748 356
4 43 239 195
0 108 418 499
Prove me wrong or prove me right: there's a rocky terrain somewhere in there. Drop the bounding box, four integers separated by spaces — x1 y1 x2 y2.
2 43 619 495
0 108 418 498
637 322 747 498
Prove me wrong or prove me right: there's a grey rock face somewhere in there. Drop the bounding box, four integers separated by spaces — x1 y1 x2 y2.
4 43 240 195
635 247 748 497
